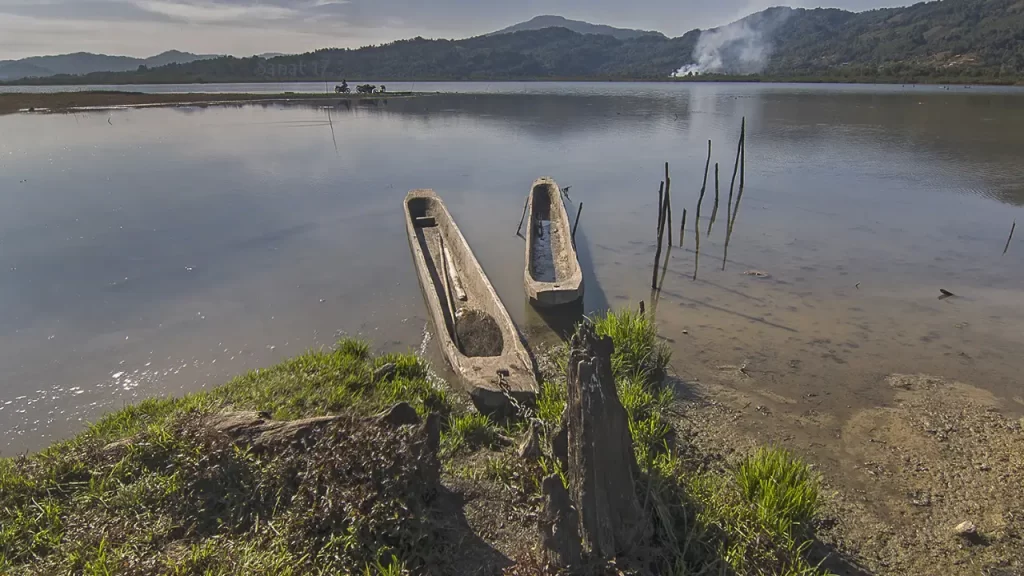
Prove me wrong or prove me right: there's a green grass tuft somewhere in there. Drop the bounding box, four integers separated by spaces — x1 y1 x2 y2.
736 447 821 540
592 308 671 382
442 413 499 455
536 379 567 426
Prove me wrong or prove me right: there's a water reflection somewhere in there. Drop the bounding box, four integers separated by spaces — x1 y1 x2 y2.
1 84 1023 454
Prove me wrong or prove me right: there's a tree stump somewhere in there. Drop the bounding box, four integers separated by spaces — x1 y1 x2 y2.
562 322 648 560
539 474 582 568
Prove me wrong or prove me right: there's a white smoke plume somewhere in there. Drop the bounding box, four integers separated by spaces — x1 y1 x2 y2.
674 9 791 77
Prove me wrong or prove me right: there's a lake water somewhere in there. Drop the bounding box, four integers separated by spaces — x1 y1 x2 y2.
2 82 1023 454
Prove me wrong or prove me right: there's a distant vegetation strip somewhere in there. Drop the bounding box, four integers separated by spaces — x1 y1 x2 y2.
3 0 1024 87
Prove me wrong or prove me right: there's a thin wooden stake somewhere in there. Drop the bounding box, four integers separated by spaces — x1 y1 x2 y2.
695 140 711 281
730 120 747 233
707 163 720 237
516 195 530 237
572 202 584 247
657 185 665 234
665 162 674 248
1005 220 1016 255
723 117 745 271
653 182 667 289
680 208 688 250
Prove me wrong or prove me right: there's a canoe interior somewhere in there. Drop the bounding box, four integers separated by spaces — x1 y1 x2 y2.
408 195 507 358
528 181 574 284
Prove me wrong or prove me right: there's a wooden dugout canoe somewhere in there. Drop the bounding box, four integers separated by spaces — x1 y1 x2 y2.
404 189 538 412
524 178 584 307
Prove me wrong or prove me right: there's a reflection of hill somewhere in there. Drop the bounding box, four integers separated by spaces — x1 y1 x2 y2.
177 88 1024 207
346 94 688 139
748 89 1024 206
333 91 1024 207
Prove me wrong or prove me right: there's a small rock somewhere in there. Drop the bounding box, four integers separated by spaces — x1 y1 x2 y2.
954 521 977 536
373 362 397 383
375 402 420 428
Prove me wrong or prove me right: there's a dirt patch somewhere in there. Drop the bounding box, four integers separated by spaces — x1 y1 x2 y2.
674 373 1024 576
456 308 504 357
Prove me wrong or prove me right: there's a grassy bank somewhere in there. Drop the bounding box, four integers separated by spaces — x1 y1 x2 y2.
0 91 416 116
0 311 828 575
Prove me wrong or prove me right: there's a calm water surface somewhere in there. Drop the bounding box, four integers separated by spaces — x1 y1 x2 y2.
1 83 1023 453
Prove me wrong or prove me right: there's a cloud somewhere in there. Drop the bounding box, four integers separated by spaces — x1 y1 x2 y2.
0 0 918 60
133 1 297 23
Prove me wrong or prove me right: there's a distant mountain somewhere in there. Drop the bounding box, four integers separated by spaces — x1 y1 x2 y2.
4 0 1023 85
0 50 220 80
0 61 53 81
490 15 665 40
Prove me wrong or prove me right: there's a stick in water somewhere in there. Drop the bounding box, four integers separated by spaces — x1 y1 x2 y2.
657 185 665 234
707 163 720 237
516 195 530 237
694 139 711 281
652 181 667 289
572 202 584 247
665 162 674 248
680 208 688 251
723 117 745 271
730 120 747 233
1005 220 1016 255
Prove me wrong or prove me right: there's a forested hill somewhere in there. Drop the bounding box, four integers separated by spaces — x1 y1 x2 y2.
6 0 1024 85
489 15 665 40
759 0 1024 80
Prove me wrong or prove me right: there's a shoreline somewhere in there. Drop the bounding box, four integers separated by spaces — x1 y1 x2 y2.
1 311 1021 574
3 76 1023 88
0 90 425 116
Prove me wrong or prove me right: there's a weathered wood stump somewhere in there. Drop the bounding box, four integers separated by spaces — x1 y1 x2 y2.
540 322 649 566
539 474 582 567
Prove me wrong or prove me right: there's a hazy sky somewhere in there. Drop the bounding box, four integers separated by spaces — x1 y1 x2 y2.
0 0 909 60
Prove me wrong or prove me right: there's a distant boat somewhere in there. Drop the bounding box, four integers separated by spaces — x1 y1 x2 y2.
404 189 538 412
524 178 584 307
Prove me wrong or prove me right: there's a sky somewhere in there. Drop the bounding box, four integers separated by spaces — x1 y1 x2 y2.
0 0 911 60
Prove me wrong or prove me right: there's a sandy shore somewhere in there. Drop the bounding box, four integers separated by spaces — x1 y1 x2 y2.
0 90 418 115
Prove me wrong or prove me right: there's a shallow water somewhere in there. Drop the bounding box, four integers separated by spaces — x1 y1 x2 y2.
1 83 1023 453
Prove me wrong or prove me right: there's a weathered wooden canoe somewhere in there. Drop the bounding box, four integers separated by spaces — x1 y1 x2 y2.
404 189 538 412
524 178 584 307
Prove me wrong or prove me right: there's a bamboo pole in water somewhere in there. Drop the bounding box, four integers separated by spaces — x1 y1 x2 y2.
730 120 747 232
1005 220 1016 255
665 162 674 248
572 202 584 247
694 140 711 281
707 163 720 237
722 117 746 271
680 208 688 251
657 186 665 235
652 181 666 289
516 195 529 237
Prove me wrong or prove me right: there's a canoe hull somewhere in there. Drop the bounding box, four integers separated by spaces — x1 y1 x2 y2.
404 189 538 413
525 178 584 307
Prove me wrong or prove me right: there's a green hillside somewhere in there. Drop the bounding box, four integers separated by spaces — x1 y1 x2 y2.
4 0 1023 85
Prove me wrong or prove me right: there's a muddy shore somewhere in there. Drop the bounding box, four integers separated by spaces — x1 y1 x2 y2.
0 90 421 115
673 371 1024 575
